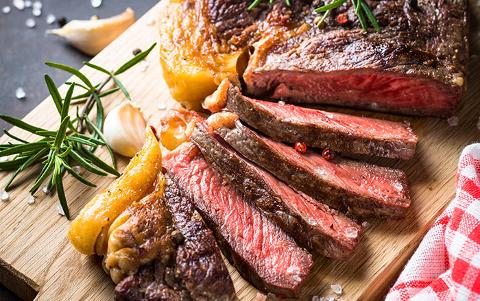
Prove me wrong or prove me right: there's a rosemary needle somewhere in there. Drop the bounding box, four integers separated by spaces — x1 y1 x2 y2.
0 43 157 219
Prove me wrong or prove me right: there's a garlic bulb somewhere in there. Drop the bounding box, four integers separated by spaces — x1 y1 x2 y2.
103 101 147 157
47 8 135 56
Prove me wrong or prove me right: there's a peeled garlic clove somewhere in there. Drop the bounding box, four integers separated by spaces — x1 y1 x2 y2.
104 101 147 157
47 8 135 56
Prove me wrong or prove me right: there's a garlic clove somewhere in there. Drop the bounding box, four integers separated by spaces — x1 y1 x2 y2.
47 8 135 56
103 101 147 157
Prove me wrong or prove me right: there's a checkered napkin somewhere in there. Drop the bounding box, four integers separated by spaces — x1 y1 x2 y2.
386 144 480 301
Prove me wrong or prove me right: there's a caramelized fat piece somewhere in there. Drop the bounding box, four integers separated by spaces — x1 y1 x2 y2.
68 127 162 255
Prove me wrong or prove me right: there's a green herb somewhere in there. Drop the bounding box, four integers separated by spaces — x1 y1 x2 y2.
0 43 157 219
248 0 380 32
315 0 380 31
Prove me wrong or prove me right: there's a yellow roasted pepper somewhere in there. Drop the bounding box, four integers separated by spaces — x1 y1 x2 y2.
68 127 162 255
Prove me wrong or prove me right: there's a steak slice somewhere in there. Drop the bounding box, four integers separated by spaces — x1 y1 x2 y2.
190 122 361 259
244 0 468 116
164 143 313 298
114 177 235 301
216 119 411 219
225 85 418 160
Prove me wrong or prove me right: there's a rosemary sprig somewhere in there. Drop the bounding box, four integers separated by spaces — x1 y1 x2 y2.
314 0 380 31
248 0 380 32
0 43 157 219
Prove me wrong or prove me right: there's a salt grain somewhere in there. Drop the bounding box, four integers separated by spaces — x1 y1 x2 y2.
345 227 358 238
1 190 9 202
278 100 285 106
24 0 32 7
32 8 41 16
146 17 155 26
26 194 35 205
2 6 11 14
330 283 343 295
90 0 102 8
42 185 49 194
13 0 25 10
32 0 42 9
57 205 65 216
157 102 167 110
72 165 81 173
15 87 26 99
46 14 55 24
361 221 369 228
447 116 459 127
25 18 36 28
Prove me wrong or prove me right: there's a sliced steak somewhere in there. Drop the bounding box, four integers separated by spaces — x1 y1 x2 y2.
215 118 411 219
190 122 361 258
244 1 468 116
114 177 235 301
225 85 418 160
164 143 313 298
164 176 235 301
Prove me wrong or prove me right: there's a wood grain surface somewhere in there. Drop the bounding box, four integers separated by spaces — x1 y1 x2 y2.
1 1 479 300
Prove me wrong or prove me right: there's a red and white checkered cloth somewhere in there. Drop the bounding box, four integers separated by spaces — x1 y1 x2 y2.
386 144 480 301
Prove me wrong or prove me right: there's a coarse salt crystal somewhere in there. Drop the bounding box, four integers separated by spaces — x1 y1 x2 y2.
25 18 36 28
393 181 403 192
330 283 343 295
13 0 25 10
32 8 41 17
345 227 358 238
1 190 9 202
325 295 336 301
57 205 65 216
32 7 41 16
361 221 369 228
26 194 35 205
146 17 155 26
90 0 102 8
46 14 55 24
24 0 32 7
447 116 459 127
157 102 166 110
15 87 26 99
278 100 285 106
2 6 11 13
42 185 49 194
32 0 41 9
72 165 81 173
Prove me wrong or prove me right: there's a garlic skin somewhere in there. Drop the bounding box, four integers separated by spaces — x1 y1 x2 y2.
103 101 147 157
47 8 135 56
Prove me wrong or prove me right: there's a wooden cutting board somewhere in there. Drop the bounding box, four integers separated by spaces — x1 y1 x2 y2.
1 1 479 300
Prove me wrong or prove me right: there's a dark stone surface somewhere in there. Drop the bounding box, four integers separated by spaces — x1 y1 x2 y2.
0 1 157 299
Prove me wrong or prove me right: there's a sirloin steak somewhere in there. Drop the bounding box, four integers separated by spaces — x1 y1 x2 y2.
164 143 313 298
244 0 468 116
215 118 411 219
191 121 362 258
225 84 418 160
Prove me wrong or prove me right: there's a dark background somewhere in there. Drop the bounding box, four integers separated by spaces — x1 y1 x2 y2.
0 1 157 299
